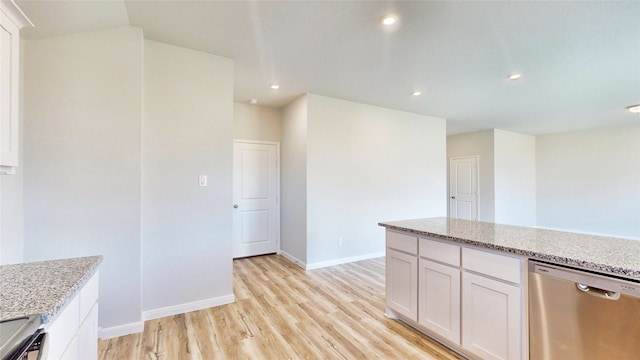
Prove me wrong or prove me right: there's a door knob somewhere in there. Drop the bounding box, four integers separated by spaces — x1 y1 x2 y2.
450 196 456 199
233 204 239 208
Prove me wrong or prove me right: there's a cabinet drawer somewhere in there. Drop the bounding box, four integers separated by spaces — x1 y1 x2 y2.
386 230 418 255
419 238 460 267
462 247 522 284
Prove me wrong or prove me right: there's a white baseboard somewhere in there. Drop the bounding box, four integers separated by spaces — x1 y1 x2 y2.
278 250 307 269
305 251 385 270
98 294 235 339
142 294 235 321
99 321 144 339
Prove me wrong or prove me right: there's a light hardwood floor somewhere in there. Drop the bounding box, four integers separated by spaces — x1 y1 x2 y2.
98 254 461 359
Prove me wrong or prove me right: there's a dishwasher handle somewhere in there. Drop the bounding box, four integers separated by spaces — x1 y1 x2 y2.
576 283 621 300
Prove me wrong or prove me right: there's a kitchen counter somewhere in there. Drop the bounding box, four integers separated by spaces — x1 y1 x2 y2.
379 217 640 279
0 256 102 323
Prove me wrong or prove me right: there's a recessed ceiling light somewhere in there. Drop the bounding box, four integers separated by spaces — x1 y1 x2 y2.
627 104 640 114
412 91 422 96
507 73 522 80
270 84 279 90
380 14 398 26
249 99 258 105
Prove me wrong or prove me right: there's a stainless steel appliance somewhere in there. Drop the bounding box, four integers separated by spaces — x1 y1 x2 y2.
0 316 47 360
529 261 640 359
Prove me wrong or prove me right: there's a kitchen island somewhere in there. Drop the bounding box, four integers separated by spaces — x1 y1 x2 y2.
378 217 640 360
0 256 102 360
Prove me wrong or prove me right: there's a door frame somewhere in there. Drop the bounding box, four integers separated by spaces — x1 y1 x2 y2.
448 155 480 220
232 139 281 256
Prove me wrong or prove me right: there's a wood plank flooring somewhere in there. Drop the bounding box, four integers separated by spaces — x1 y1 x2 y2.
98 254 461 359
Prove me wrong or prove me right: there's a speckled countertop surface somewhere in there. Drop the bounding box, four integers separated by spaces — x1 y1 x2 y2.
0 256 102 323
380 217 640 279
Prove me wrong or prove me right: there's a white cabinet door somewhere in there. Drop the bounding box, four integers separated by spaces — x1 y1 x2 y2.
0 10 19 169
0 1 30 173
418 259 461 345
77 303 99 360
45 271 100 360
386 248 418 320
462 271 521 360
46 295 80 360
58 336 79 360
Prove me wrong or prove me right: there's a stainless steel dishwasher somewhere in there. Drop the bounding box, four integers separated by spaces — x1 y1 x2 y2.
529 261 640 359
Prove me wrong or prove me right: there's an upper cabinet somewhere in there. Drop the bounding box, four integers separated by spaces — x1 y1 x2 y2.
0 0 32 175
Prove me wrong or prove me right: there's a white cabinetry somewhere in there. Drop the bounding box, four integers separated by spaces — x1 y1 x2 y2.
45 271 100 360
418 259 460 344
77 304 99 360
462 272 521 360
385 231 418 320
417 238 461 345
385 230 527 359
0 1 31 174
461 248 523 360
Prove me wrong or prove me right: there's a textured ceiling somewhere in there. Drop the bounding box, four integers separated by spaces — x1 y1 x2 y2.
16 0 640 135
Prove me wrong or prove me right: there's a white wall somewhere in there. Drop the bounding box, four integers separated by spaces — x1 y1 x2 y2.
280 95 308 264
23 27 144 329
447 130 495 222
306 94 447 266
21 28 236 336
494 129 536 226
0 150 24 264
537 123 640 239
141 40 234 316
234 103 281 142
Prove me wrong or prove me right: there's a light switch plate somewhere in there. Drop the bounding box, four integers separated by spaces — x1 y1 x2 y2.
198 175 207 187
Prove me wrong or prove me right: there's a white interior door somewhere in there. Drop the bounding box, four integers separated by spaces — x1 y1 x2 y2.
449 156 478 220
233 140 280 258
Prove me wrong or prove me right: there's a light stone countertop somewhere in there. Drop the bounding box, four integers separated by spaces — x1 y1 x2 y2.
379 217 640 279
0 256 102 323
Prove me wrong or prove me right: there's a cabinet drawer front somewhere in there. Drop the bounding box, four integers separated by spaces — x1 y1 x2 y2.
462 247 522 284
386 230 418 255
419 238 460 267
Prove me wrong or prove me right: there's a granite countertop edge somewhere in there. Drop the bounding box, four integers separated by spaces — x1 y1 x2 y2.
0 256 103 324
41 256 103 324
379 222 640 279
